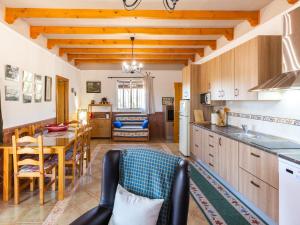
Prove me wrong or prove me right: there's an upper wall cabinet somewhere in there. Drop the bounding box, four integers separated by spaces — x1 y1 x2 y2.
200 62 210 93
210 49 235 100
234 36 282 100
205 35 281 101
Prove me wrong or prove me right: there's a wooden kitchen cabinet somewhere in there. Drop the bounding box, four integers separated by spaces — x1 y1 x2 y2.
200 62 210 93
209 57 222 100
234 36 282 100
239 168 279 223
220 49 235 100
239 142 279 189
218 135 239 189
191 125 202 160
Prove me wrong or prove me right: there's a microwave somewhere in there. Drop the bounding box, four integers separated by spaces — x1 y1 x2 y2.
200 92 211 105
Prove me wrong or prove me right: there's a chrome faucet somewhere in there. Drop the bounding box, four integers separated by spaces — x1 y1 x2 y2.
242 124 249 134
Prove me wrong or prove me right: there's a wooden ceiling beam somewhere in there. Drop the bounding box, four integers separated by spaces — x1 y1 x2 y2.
48 39 217 50
59 48 204 57
74 59 188 66
5 8 260 26
67 53 195 61
30 26 234 41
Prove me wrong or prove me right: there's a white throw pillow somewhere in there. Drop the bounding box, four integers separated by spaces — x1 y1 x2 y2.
108 184 164 225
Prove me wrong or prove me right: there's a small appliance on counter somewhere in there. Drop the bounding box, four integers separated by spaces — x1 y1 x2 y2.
211 111 218 125
216 107 230 127
200 92 211 105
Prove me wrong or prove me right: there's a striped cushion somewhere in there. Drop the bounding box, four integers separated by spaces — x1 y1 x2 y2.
119 149 182 225
19 158 56 172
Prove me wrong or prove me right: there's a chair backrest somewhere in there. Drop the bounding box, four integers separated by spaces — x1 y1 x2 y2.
12 135 44 176
72 127 84 160
83 124 92 147
31 123 44 135
119 149 182 225
15 127 33 140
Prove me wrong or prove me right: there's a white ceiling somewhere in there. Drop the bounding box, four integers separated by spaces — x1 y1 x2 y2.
3 0 272 10
1 0 275 68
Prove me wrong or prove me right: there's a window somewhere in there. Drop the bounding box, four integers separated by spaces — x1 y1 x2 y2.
117 80 145 110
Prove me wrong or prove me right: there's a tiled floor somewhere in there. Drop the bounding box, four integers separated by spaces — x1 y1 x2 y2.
0 139 209 225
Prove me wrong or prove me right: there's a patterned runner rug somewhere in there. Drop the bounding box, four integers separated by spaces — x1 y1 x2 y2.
190 162 267 225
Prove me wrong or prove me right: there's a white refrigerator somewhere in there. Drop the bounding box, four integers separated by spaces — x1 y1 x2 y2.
179 100 190 156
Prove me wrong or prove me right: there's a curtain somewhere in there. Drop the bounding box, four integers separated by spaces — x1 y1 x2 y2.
143 72 155 114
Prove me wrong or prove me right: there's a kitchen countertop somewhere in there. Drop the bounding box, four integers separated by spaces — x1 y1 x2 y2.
192 123 300 165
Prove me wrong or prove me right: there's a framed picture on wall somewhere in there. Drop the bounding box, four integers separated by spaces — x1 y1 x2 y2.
5 65 20 82
86 81 101 93
162 97 174 106
45 76 52 102
22 71 34 103
5 85 19 101
34 74 43 103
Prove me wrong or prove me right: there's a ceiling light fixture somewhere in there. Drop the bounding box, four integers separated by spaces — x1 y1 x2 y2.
122 37 143 74
122 0 179 11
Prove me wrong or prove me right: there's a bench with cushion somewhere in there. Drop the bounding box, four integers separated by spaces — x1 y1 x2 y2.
112 113 149 141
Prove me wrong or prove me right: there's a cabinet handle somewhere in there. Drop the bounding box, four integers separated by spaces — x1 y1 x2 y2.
250 152 260 158
209 163 214 167
209 135 214 138
209 153 214 158
234 88 239 97
218 137 222 146
209 144 214 148
250 181 260 188
195 144 199 148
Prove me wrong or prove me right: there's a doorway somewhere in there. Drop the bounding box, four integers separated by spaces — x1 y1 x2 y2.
56 75 69 124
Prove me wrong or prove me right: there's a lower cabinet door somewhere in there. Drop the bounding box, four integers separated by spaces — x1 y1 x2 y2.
239 168 279 223
218 136 239 190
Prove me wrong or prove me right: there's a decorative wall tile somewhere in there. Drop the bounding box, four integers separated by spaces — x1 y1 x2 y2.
227 112 300 127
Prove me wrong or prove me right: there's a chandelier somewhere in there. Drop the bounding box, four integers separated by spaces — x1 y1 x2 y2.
122 37 143 74
122 0 179 11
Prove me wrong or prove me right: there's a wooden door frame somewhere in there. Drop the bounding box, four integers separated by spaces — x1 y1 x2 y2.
56 75 69 123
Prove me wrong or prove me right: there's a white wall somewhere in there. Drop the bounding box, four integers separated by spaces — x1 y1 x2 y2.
227 90 300 143
0 9 80 129
79 70 182 112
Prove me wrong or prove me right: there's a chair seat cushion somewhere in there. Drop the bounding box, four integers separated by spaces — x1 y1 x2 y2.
108 184 163 225
65 148 81 161
19 158 56 172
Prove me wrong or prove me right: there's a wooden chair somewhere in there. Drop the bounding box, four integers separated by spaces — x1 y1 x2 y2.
83 125 92 169
31 123 45 135
12 135 57 205
64 127 84 184
15 127 33 139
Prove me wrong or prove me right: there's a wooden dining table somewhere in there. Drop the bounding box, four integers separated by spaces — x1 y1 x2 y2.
0 130 75 201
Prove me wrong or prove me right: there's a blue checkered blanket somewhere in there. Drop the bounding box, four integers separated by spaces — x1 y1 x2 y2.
119 149 182 225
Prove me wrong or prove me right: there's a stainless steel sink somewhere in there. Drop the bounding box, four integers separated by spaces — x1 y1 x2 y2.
231 132 260 139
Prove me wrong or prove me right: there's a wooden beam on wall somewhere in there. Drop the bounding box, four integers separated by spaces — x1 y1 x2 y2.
74 59 188 66
48 39 217 50
5 8 260 26
67 53 195 61
30 26 234 41
59 48 204 57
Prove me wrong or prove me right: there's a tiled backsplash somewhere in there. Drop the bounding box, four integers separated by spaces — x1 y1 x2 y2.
228 112 300 126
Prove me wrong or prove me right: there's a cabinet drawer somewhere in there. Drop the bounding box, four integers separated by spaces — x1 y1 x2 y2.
239 143 278 188
239 168 278 223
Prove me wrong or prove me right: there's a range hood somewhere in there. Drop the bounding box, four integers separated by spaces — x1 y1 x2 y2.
250 7 300 92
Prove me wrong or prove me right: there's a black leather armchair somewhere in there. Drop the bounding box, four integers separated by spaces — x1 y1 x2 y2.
71 150 190 225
